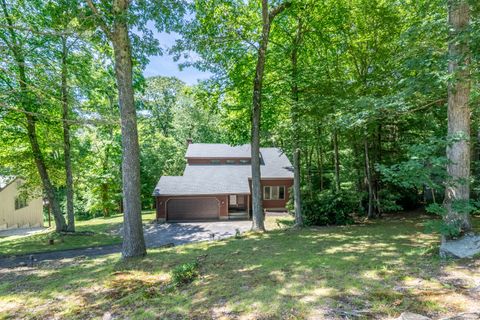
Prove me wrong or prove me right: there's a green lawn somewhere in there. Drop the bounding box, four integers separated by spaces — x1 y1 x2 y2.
1 214 479 319
0 211 156 257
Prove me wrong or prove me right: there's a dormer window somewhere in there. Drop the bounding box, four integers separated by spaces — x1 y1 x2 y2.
210 159 221 165
226 160 236 165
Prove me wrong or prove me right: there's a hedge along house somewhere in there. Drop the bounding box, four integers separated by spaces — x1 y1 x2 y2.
0 176 43 230
153 143 294 222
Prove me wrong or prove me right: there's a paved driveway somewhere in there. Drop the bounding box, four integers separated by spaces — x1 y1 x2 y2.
142 220 252 247
0 220 253 268
0 227 45 238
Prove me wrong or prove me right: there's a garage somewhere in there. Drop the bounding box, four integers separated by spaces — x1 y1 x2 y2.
167 198 219 221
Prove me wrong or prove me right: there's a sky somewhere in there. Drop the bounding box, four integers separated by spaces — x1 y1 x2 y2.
143 30 212 86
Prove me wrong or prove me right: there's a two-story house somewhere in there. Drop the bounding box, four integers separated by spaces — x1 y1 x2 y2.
153 143 294 221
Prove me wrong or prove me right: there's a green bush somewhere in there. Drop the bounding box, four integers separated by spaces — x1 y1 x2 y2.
171 262 199 286
301 190 358 226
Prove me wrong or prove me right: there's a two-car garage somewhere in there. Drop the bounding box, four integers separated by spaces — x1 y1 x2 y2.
165 198 221 221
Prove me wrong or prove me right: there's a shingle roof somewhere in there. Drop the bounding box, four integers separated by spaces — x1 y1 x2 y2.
153 147 293 196
185 143 251 158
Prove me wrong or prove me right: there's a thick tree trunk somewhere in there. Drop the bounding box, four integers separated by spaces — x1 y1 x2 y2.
293 149 303 226
333 129 340 192
1 0 67 232
111 1 146 257
61 37 75 232
290 20 303 227
250 0 289 231
444 0 472 233
365 139 374 219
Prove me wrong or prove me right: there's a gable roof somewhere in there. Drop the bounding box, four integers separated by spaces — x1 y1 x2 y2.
153 147 293 196
185 143 251 158
0 176 16 192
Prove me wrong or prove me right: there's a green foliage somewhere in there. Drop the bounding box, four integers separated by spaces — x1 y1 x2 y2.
425 200 479 237
171 262 199 287
377 138 448 205
298 190 358 226
377 189 403 213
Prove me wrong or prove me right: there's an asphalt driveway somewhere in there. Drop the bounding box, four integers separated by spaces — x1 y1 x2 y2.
142 220 252 247
0 220 253 268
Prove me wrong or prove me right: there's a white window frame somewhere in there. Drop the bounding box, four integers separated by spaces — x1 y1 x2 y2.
229 195 237 205
263 186 285 200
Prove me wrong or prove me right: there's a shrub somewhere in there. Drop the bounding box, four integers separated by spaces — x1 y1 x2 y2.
171 262 199 286
301 190 358 226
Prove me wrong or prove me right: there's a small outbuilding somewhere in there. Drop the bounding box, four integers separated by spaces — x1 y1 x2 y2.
0 176 43 230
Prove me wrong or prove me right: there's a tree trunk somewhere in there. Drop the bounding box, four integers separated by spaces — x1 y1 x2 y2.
26 115 68 231
111 0 146 257
293 149 303 226
316 126 324 191
444 0 472 234
333 129 340 192
365 139 374 219
250 0 290 231
61 36 75 232
290 19 303 227
1 0 67 232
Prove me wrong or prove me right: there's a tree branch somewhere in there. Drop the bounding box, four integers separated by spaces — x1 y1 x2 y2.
269 1 291 21
84 0 112 39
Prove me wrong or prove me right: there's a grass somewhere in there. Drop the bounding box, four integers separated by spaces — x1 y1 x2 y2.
0 211 156 257
0 214 479 319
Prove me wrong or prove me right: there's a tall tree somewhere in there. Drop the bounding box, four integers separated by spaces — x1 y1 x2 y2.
85 0 146 258
251 0 290 231
443 0 472 234
0 0 68 232
290 17 303 227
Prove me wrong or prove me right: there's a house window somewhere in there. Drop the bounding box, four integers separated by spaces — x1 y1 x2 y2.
263 186 285 200
15 195 28 210
226 159 236 165
229 195 237 205
210 159 221 165
239 159 250 164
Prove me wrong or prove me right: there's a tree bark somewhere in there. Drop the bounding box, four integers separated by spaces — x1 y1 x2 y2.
293 149 303 226
365 139 374 219
250 0 290 231
315 126 324 191
333 129 340 192
1 0 67 232
443 0 472 233
110 0 146 257
291 19 303 227
61 36 75 232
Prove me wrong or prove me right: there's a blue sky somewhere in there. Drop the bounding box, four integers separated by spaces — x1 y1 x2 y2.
143 31 212 85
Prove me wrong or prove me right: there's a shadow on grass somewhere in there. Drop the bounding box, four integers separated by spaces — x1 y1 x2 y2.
2 216 479 319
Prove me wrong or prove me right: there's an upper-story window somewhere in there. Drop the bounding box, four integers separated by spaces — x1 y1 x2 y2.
226 160 237 165
210 159 221 165
239 159 250 164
